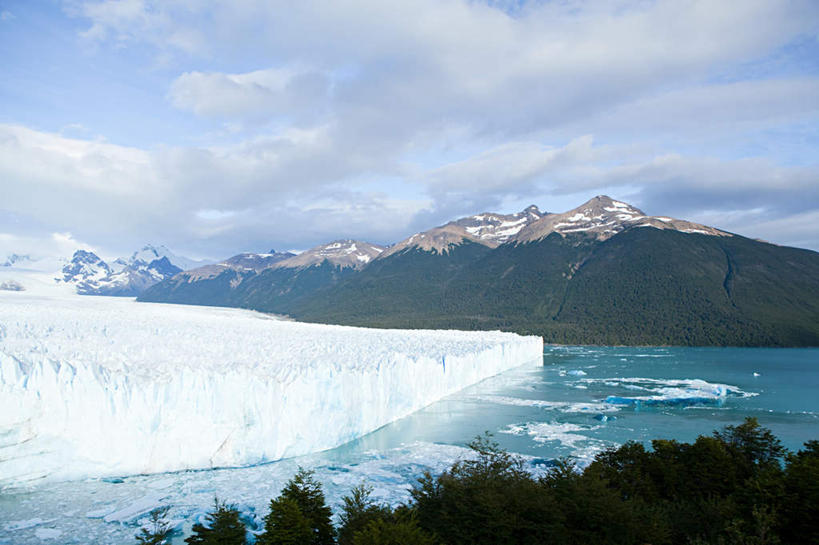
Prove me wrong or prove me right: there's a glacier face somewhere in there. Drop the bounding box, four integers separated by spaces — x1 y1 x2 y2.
0 291 542 487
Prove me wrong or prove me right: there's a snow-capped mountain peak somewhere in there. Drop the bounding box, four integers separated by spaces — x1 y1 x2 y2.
129 244 205 272
515 195 730 243
277 240 386 269
381 205 545 258
60 250 111 284
58 245 202 296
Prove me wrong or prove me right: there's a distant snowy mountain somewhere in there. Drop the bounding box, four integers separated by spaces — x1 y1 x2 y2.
60 250 112 285
1 253 34 267
60 245 204 296
380 205 543 258
127 244 207 272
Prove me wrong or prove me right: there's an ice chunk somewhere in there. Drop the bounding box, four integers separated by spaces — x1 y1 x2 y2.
500 421 609 464
0 293 542 487
33 529 61 540
103 494 166 523
4 519 49 532
590 377 755 408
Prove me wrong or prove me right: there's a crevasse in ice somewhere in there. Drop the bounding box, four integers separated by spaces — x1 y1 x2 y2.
0 292 542 487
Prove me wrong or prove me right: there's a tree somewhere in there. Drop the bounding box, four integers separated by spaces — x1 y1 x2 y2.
412 433 565 544
714 417 785 469
259 468 334 545
780 440 819 544
337 484 391 545
353 515 436 545
184 498 246 545
136 506 172 545
258 497 312 545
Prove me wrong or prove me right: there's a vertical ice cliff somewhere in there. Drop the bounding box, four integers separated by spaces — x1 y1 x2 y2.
0 293 542 487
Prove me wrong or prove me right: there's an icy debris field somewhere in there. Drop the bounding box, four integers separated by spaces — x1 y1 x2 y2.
0 291 542 487
0 441 498 544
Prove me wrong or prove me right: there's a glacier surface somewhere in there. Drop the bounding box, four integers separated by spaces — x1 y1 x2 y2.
0 290 542 487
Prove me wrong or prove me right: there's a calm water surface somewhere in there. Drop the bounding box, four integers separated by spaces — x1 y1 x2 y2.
2 346 817 543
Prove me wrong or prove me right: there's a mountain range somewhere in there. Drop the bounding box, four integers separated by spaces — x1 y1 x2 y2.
136 196 819 347
58 245 207 296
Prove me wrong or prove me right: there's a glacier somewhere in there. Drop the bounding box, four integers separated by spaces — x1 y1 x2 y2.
0 289 542 487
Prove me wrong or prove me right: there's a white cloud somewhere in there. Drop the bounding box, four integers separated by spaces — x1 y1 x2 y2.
0 123 424 256
4 0 811 255
77 1 819 138
0 124 157 196
0 231 95 262
736 209 819 249
2 121 819 255
169 66 329 122
423 136 603 193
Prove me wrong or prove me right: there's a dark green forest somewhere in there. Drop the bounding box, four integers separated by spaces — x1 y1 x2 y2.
139 229 819 347
138 419 819 545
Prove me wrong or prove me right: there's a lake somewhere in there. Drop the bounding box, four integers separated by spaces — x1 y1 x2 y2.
1 346 817 544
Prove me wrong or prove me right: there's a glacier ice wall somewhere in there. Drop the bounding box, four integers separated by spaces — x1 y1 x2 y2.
0 293 542 487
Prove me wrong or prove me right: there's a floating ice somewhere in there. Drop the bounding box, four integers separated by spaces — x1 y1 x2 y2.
500 421 609 464
33 529 61 540
581 377 756 408
468 395 618 413
0 293 542 487
567 369 587 376
1 440 550 544
3 519 50 532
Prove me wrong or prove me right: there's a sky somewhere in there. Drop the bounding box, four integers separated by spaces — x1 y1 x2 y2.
1 0 818 260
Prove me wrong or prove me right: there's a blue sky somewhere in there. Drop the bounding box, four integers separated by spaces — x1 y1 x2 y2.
1 0 819 259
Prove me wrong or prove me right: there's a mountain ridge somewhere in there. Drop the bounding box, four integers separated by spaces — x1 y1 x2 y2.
515 195 729 243
137 195 819 346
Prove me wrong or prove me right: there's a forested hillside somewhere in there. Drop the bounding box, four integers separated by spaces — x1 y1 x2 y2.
287 230 819 346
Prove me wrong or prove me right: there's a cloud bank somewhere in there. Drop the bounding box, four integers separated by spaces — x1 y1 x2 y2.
1 0 818 257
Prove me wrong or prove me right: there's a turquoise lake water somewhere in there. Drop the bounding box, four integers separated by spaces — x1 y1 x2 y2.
351 345 819 462
2 346 817 543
